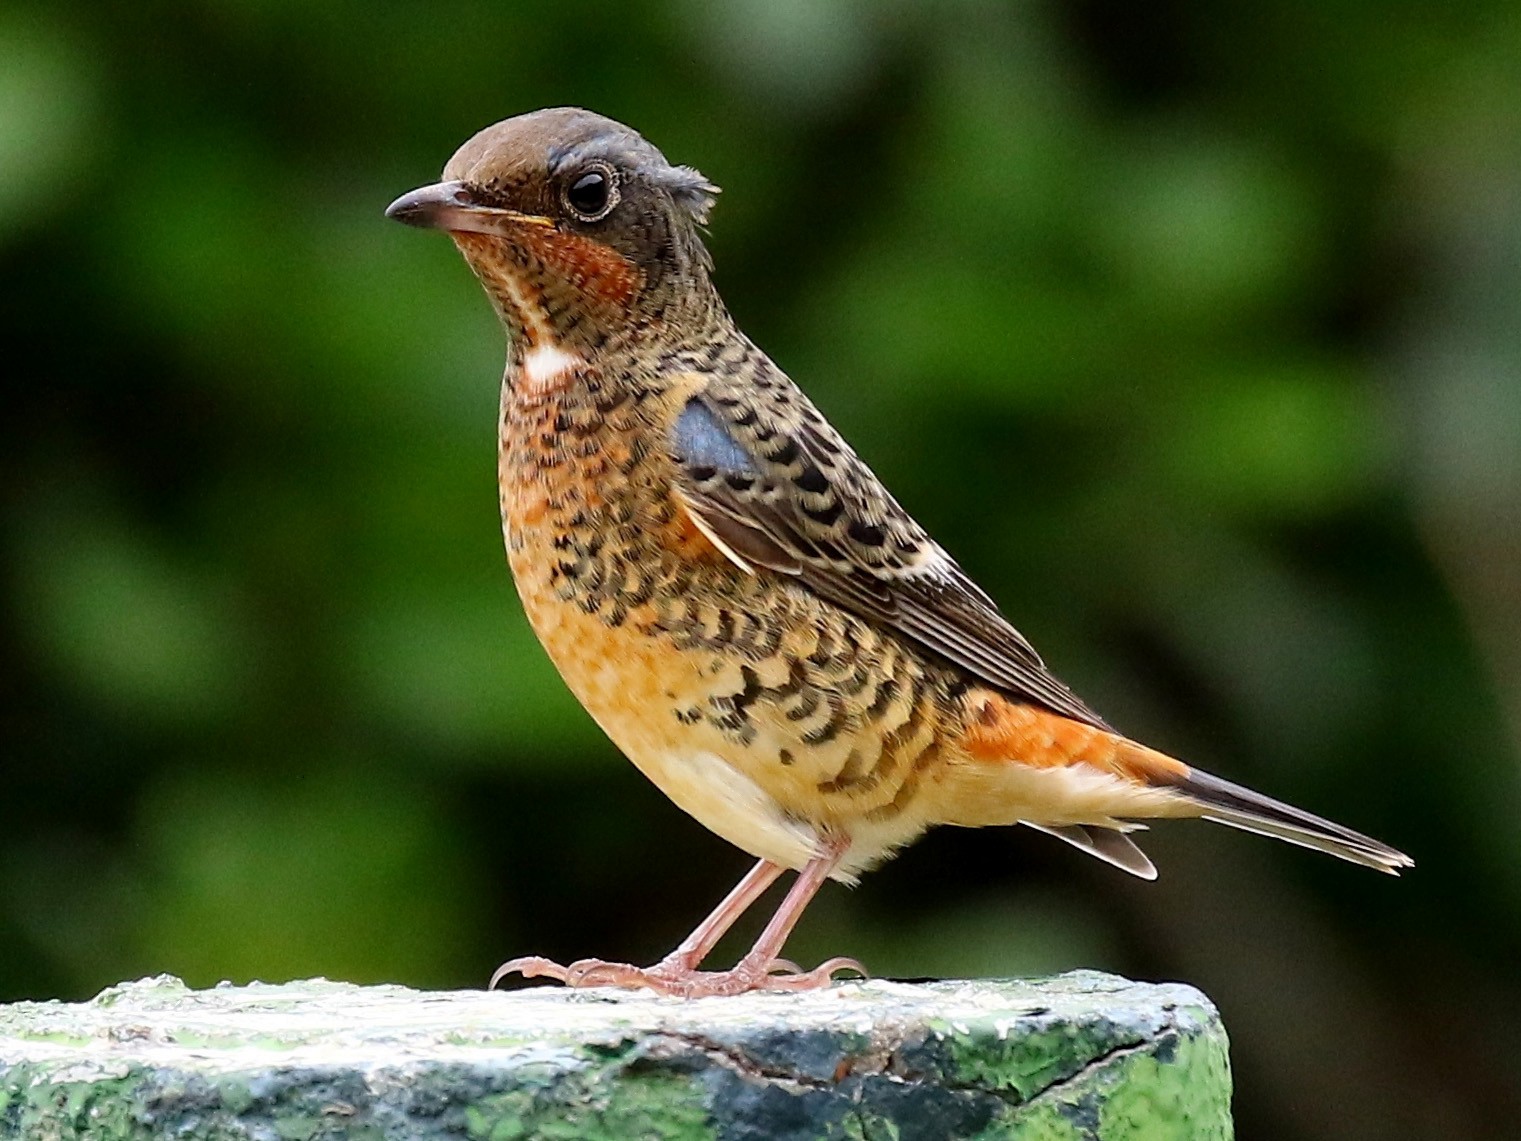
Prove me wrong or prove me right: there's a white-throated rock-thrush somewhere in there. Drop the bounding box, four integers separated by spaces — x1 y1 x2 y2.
387 108 1411 998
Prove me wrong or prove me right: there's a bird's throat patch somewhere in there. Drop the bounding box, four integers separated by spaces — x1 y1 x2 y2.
520 228 641 310
453 228 640 313
453 229 641 399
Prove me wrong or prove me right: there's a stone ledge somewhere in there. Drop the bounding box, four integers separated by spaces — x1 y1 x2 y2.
0 970 1231 1139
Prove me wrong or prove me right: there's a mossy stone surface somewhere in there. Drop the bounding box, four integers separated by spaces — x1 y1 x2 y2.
0 971 1230 1139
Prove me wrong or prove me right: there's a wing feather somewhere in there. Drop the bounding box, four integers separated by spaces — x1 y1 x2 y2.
669 381 1110 730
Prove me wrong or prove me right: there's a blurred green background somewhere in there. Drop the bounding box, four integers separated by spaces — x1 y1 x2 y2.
1 0 1519 1136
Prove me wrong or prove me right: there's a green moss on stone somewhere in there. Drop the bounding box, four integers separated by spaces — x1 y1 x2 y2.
464 1069 711 1141
0 974 1230 1140
5 1066 142 1141
1094 1026 1232 1140
940 1017 1147 1102
967 1025 1232 1140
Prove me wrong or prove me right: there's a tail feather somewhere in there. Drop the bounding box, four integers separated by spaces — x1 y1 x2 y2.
1168 768 1413 875
961 692 1411 875
1025 822 1158 880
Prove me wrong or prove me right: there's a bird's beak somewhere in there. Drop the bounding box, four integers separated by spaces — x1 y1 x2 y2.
384 180 556 235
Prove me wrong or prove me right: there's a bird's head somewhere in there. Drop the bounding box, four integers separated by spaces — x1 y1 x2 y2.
387 108 721 359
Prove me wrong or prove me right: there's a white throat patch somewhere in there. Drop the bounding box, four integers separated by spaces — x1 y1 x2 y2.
497 269 584 397
521 342 583 394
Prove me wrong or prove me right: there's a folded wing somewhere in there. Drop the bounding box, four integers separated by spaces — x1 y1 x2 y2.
670 384 1110 730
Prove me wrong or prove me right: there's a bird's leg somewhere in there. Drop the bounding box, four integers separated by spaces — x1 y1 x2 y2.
490 857 782 990
720 835 868 993
491 839 866 997
652 857 786 973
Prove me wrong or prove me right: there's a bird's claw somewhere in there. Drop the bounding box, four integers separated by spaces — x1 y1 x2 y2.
489 953 868 997
758 956 868 990
489 956 573 988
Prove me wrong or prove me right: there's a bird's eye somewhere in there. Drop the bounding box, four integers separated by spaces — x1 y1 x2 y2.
564 165 618 222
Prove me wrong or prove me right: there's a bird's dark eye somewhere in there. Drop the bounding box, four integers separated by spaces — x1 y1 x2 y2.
564 165 618 221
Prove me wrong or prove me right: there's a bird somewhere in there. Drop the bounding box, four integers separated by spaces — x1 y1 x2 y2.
386 107 1411 998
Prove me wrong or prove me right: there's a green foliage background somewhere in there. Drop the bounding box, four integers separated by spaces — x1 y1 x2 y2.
2 2 1519 1137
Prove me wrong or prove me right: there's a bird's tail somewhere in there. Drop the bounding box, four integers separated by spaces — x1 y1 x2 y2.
961 693 1412 875
1157 766 1413 875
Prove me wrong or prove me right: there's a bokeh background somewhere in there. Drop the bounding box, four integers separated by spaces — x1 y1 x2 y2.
2 1 1519 1136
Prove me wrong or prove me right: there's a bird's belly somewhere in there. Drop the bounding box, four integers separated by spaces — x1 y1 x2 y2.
503 515 968 870
503 552 823 866
503 521 1189 880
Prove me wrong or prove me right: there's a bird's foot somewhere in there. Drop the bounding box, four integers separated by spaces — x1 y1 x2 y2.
490 952 867 997
753 956 869 992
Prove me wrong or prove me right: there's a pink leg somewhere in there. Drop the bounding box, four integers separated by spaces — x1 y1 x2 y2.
718 836 867 993
659 858 786 971
492 839 866 997
491 857 783 990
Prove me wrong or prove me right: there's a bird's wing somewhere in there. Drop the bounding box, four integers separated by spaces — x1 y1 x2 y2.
667 376 1111 731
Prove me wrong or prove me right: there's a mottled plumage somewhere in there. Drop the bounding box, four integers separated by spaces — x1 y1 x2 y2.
387 107 1410 997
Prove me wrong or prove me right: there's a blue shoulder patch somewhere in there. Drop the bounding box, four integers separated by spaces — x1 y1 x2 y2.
673 398 758 475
